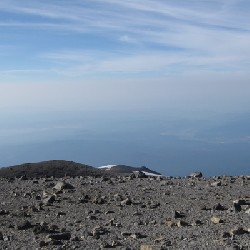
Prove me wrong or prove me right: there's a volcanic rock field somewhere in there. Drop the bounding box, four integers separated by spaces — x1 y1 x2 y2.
0 162 250 249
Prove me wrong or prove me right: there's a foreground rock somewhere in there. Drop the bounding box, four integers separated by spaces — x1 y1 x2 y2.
0 173 250 249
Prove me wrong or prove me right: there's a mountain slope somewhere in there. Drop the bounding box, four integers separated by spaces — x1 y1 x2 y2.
0 160 162 178
0 160 102 178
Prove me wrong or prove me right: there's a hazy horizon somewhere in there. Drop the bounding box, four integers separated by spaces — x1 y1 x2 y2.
1 110 250 177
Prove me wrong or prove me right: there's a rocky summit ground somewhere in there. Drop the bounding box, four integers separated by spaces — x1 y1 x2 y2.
0 172 250 249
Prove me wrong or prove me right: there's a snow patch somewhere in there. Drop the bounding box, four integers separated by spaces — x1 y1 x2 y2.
142 171 162 177
98 165 117 170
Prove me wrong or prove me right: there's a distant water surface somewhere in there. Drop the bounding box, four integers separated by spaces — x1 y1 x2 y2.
0 110 249 176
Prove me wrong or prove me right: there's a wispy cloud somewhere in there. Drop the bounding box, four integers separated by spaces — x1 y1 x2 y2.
0 0 250 76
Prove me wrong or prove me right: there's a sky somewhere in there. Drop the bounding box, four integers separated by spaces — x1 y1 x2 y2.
0 1 250 175
0 0 250 113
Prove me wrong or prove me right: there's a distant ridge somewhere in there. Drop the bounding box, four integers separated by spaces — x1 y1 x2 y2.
0 160 102 178
0 160 162 178
98 165 162 176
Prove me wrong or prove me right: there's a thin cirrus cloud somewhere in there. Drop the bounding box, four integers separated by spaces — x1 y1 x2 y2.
0 0 250 77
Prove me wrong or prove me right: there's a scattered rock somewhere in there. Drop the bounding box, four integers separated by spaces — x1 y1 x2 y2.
133 171 148 178
47 232 71 240
39 241 48 247
191 220 202 226
92 226 108 237
1 170 250 249
154 237 171 246
79 194 90 203
121 198 132 206
140 244 163 250
121 232 132 237
100 241 112 248
15 220 32 230
174 210 185 218
53 181 75 191
210 181 222 187
176 220 189 227
0 210 9 215
245 208 250 214
213 203 226 211
233 199 247 205
148 201 160 209
190 172 203 178
33 223 58 234
232 202 241 212
92 196 105 204
230 227 248 236
211 216 223 224
131 232 145 239
43 195 56 205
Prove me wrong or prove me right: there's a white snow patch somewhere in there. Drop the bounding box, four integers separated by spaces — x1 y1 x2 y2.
98 165 117 170
142 171 162 177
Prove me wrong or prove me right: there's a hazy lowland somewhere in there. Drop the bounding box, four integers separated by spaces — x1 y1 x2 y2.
1 110 249 176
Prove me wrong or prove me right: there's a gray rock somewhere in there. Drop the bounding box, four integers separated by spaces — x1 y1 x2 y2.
211 216 223 224
131 232 144 239
133 171 148 178
92 195 105 204
191 220 202 226
232 203 241 212
39 241 48 247
53 181 75 191
230 227 248 236
3 236 10 241
121 198 132 206
176 220 189 227
47 232 71 240
15 220 32 230
121 232 132 237
174 210 185 218
140 245 165 250
245 207 250 214
213 203 226 210
210 181 222 187
0 210 9 215
2 172 250 249
233 199 247 205
43 195 56 205
190 172 203 178
92 226 108 237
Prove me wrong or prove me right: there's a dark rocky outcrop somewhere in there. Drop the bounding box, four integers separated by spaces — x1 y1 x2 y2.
0 160 103 178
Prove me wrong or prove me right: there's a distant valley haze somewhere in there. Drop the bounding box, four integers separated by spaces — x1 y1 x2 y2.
0 1 250 176
1 110 250 177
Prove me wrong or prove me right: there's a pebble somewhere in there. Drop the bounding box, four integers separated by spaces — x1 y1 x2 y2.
15 220 32 230
190 172 203 178
47 232 71 240
210 181 222 187
230 227 248 236
211 216 223 224
53 181 75 191
121 198 132 206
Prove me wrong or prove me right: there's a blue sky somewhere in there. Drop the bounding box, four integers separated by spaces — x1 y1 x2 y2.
1 0 250 78
0 0 250 114
0 0 250 115
0 1 250 173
